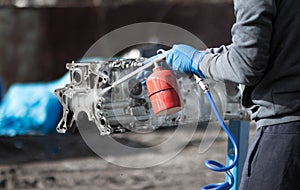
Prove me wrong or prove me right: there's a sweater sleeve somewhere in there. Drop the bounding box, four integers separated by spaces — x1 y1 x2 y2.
200 0 277 85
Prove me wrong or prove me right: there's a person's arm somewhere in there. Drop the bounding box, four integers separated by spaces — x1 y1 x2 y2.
200 0 277 85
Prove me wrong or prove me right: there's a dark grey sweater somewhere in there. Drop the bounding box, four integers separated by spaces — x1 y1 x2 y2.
200 0 300 128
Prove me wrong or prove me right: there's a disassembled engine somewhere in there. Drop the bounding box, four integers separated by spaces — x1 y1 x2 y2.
55 58 248 135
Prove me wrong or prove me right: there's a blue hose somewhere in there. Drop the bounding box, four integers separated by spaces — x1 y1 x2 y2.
198 81 238 190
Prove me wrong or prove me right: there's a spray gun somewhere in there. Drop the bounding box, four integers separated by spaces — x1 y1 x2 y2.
146 56 182 116
101 50 182 117
105 49 182 116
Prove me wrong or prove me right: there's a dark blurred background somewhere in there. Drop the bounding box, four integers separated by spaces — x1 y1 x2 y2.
0 0 234 90
0 1 237 189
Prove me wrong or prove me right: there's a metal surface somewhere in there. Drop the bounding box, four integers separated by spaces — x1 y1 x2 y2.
55 58 231 135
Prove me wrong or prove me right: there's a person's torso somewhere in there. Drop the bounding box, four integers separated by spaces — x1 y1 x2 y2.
248 0 300 127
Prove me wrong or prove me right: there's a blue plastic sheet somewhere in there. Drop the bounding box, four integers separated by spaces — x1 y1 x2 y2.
0 74 69 136
0 78 2 103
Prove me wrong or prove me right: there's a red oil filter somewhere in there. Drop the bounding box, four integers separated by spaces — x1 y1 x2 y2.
146 67 182 116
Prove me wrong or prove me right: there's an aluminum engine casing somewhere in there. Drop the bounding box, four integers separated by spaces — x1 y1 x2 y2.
55 59 230 135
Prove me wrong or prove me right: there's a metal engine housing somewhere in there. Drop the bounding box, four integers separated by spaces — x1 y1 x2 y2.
55 58 247 135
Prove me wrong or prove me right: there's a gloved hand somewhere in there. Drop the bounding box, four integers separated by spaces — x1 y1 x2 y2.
165 44 207 77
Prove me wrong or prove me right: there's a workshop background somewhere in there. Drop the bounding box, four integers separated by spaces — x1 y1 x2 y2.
0 0 254 190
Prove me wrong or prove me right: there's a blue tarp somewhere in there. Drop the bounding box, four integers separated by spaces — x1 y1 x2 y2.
0 78 2 103
0 74 69 136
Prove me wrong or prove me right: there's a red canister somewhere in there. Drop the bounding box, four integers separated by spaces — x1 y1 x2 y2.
146 67 182 116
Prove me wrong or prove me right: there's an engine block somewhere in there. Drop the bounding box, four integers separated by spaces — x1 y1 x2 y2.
55 58 234 135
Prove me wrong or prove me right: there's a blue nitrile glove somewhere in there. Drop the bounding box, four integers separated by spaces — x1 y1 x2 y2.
165 44 207 78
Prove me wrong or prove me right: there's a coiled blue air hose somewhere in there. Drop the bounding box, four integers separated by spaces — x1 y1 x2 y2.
194 75 238 190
